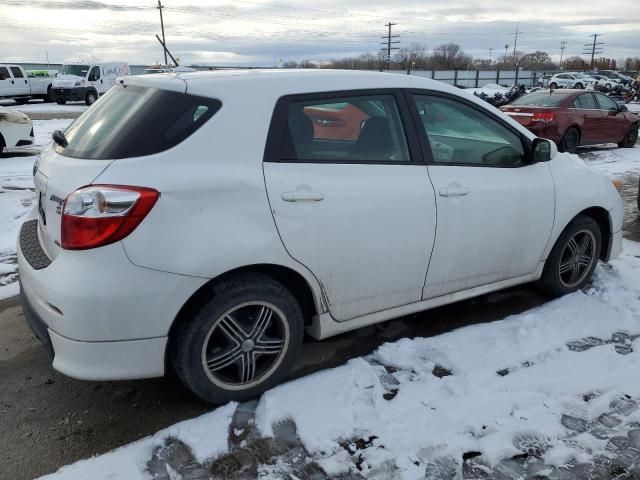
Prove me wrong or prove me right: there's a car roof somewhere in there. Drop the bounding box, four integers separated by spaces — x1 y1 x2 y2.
126 69 463 98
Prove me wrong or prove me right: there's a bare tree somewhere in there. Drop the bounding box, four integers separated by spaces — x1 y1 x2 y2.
393 42 428 70
430 43 472 69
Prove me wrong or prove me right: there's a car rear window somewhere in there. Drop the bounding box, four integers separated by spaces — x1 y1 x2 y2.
510 91 570 107
55 84 221 160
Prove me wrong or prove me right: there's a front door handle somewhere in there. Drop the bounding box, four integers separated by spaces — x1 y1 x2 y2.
281 191 325 202
439 187 469 197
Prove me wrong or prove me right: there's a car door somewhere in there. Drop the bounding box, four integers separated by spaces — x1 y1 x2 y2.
88 66 102 93
408 92 555 299
0 66 12 98
263 90 437 321
572 93 602 144
9 66 29 96
593 93 628 142
554 74 570 87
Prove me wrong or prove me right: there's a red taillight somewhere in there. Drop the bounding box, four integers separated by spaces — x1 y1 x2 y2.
61 185 159 250
531 111 555 124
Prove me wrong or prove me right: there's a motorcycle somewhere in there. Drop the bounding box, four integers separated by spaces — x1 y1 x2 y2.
474 83 527 107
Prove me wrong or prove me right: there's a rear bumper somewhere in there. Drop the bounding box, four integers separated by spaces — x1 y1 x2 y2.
51 87 87 102
17 214 207 380
526 124 563 143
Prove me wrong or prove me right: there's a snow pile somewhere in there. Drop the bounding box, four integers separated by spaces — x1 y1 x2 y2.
254 241 640 477
39 403 236 480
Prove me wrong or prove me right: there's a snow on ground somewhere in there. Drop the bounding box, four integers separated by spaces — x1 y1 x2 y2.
580 143 640 178
39 241 640 479
0 118 72 299
626 102 640 114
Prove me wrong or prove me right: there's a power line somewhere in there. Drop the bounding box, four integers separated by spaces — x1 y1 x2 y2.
380 22 399 71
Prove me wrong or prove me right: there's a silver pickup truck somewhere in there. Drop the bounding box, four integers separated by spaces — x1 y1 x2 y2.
0 65 56 103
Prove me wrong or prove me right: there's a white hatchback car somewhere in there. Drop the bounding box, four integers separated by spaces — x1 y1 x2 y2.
0 106 34 154
18 70 623 403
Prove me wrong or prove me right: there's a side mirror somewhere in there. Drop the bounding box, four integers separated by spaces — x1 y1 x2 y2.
618 103 628 112
531 138 557 163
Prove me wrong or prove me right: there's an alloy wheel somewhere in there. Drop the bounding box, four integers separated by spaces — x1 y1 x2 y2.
200 301 289 391
558 229 597 288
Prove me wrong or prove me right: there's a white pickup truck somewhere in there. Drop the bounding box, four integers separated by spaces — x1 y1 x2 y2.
0 64 55 103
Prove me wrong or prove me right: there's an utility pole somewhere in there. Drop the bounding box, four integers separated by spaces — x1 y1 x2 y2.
504 44 509 63
157 0 168 66
583 34 603 69
380 22 399 71
559 40 567 70
489 48 493 63
510 24 523 68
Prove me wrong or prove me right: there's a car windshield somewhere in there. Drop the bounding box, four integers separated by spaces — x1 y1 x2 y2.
56 84 221 160
574 73 590 79
60 65 90 77
510 91 570 107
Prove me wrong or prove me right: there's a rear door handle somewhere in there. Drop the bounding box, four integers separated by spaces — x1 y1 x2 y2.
439 187 469 197
281 191 325 202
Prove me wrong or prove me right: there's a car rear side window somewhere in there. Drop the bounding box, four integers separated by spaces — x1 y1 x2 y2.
0 67 9 80
55 84 221 160
279 94 411 163
10 67 23 78
576 93 597 109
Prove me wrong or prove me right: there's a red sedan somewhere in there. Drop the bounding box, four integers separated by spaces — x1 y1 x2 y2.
500 89 638 153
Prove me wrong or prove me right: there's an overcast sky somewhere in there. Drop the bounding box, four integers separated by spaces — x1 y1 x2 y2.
0 0 638 67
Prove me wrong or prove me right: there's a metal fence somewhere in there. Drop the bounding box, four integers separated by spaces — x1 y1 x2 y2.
381 69 544 88
11 62 548 87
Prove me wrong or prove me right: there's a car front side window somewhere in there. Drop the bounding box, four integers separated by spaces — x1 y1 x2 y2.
595 94 619 112
412 94 525 167
280 94 411 163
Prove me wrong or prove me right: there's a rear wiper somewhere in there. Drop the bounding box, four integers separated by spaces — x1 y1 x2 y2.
52 130 68 148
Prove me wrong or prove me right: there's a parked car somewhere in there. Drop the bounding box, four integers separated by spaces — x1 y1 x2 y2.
599 70 634 86
501 89 639 152
536 73 554 88
19 70 623 404
52 62 129 105
0 106 34 154
0 64 55 103
588 74 621 89
548 72 595 90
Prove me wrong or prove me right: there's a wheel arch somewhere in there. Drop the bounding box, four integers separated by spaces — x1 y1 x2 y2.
574 206 612 261
166 263 321 365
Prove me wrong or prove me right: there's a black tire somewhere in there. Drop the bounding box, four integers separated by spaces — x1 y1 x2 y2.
605 83 612 89
559 127 580 153
549 82 558 89
85 91 97 106
539 215 601 296
618 124 638 148
637 176 640 212
56 100 66 105
575 82 584 89
0 135 5 156
43 86 53 103
14 98 29 105
171 273 304 404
